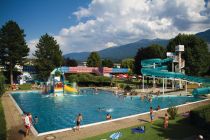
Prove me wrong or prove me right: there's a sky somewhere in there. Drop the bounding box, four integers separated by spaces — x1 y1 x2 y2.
0 0 210 56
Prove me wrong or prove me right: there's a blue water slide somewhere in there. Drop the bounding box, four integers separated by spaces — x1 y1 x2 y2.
141 58 210 96
192 87 210 96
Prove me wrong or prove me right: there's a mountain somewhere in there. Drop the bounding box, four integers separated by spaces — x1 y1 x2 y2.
64 39 169 61
196 29 210 43
64 29 210 62
196 29 210 52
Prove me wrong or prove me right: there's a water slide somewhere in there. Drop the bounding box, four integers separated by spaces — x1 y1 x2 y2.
50 68 78 94
64 85 78 93
141 58 210 96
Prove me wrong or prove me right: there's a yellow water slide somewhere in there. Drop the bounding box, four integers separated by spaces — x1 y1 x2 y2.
64 85 78 93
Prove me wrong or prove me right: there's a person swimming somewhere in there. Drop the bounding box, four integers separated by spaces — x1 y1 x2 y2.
34 116 38 124
98 107 106 111
106 113 112 120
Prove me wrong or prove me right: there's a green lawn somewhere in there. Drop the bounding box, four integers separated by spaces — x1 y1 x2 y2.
18 83 32 90
84 116 204 140
0 98 6 140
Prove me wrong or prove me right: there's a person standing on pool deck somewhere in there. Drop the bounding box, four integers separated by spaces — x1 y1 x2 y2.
24 113 31 136
75 113 83 131
164 113 169 128
150 107 154 123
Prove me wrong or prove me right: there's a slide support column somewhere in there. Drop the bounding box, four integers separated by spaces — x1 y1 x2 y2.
142 75 145 92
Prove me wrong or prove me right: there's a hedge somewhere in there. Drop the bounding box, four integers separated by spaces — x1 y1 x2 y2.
66 74 111 87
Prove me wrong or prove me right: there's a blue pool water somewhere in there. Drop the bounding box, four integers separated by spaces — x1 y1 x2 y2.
11 89 203 133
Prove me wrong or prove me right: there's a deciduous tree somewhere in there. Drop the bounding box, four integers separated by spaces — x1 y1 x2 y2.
63 58 78 66
134 44 166 74
167 34 210 76
102 59 113 68
87 52 101 67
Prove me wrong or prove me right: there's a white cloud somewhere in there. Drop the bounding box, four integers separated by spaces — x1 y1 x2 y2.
73 7 91 20
28 0 210 56
27 39 38 57
105 42 117 48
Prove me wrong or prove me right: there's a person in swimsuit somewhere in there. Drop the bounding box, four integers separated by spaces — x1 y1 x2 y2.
106 113 112 120
156 105 161 111
24 113 31 136
150 107 154 123
34 116 38 124
164 113 169 128
75 113 83 131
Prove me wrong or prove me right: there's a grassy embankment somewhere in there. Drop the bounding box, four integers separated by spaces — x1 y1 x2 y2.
85 115 207 140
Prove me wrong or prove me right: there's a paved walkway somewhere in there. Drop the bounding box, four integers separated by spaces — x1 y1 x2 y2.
2 92 210 140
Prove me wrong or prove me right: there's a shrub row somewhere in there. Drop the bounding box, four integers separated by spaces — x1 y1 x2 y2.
66 74 111 87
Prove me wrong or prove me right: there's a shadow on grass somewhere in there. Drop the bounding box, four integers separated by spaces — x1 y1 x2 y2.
151 117 209 140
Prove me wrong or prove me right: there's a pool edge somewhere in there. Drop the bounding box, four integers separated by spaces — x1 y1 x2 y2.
9 92 210 137
9 93 39 136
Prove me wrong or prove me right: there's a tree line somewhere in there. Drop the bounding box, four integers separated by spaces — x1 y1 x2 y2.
0 20 210 87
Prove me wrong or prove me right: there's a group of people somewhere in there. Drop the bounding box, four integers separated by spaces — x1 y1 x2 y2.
140 94 153 102
149 106 168 128
74 112 111 132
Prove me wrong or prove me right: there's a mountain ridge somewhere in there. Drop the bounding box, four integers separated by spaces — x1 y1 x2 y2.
64 29 210 61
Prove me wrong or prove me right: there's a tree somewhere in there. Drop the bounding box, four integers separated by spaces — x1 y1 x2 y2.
63 58 78 66
87 52 101 67
0 73 5 96
167 34 210 76
101 59 113 68
134 44 166 74
121 58 134 69
0 20 29 84
34 34 63 81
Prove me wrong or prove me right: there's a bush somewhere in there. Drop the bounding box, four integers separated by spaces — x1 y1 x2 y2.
119 83 124 89
167 106 178 120
19 83 32 90
0 73 5 96
189 104 210 130
66 74 111 87
124 85 132 92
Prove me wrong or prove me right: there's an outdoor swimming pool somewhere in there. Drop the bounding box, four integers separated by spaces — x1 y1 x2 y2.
11 89 203 133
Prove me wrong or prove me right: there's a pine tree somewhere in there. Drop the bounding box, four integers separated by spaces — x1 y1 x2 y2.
34 34 63 81
0 20 29 84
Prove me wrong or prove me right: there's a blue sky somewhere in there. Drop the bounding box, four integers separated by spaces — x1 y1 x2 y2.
0 0 210 55
0 0 91 40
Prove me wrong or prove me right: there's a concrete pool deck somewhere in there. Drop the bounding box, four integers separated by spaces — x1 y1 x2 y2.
2 91 210 140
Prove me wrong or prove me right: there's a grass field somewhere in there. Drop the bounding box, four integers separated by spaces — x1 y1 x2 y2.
0 98 6 140
84 116 205 140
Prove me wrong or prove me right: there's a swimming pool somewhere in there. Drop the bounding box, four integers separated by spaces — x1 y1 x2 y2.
11 89 203 133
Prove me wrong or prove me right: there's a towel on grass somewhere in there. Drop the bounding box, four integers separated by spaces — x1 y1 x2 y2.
131 126 145 133
110 132 122 139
